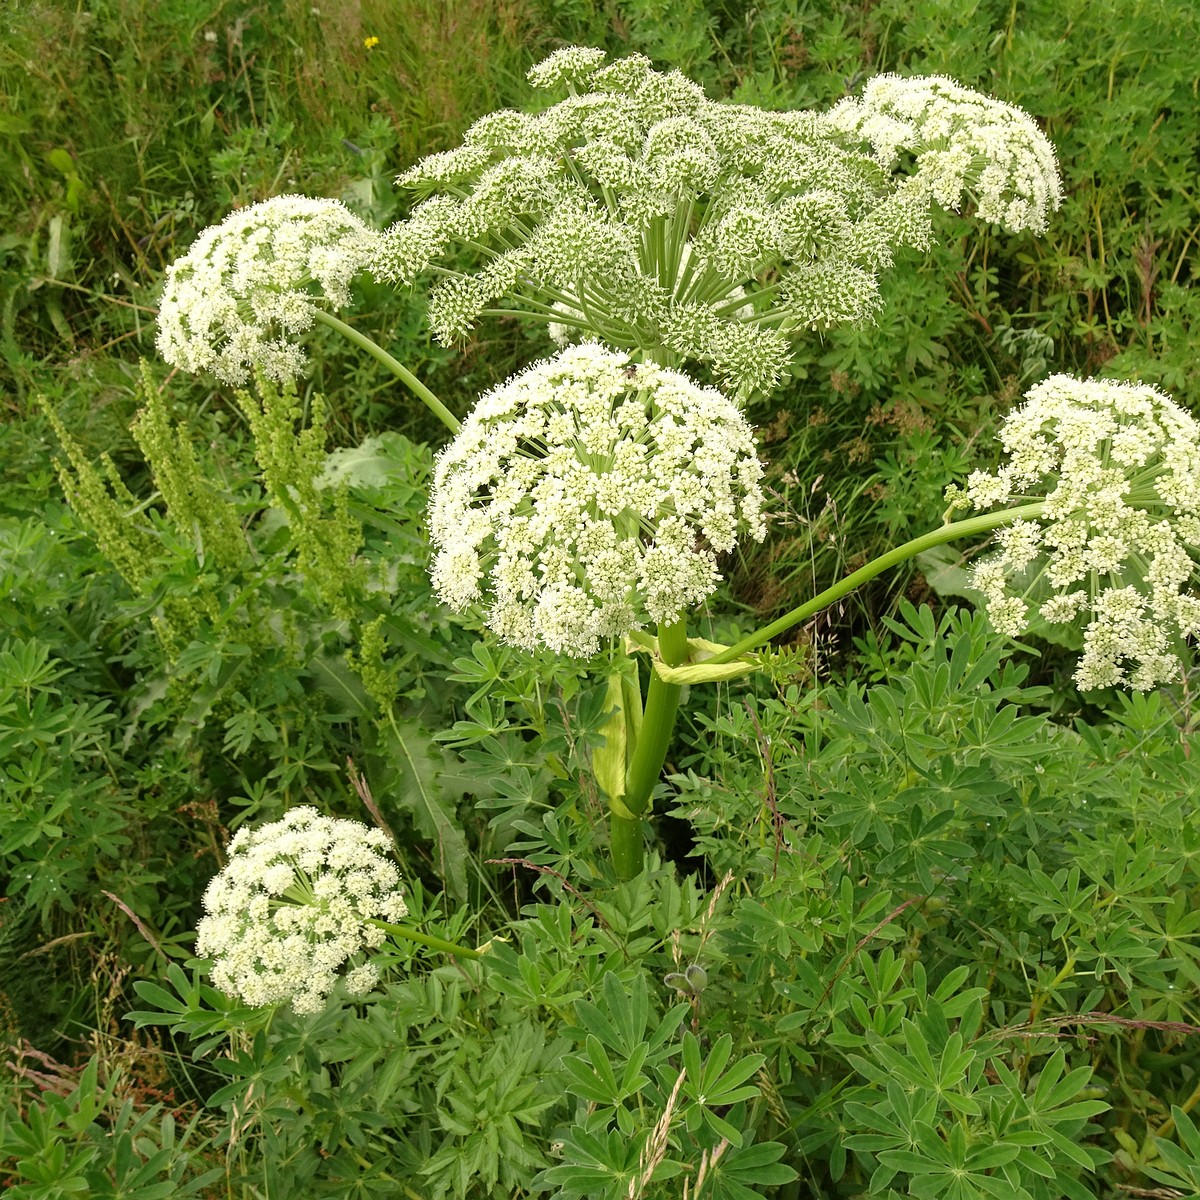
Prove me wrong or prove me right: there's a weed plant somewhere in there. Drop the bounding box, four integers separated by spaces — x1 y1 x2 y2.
1 2 1199 1199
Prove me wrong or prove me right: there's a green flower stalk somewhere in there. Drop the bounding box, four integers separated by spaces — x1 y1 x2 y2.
610 618 688 879
424 344 765 878
589 372 1200 874
155 195 458 433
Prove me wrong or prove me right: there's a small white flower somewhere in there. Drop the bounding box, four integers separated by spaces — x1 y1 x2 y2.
527 46 608 90
157 195 381 384
196 806 406 1013
954 374 1200 691
428 343 766 657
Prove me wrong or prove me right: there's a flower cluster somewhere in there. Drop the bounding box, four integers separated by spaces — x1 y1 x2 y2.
195 806 407 1014
156 195 380 384
378 49 1058 397
946 375 1200 691
428 343 766 657
828 74 1062 235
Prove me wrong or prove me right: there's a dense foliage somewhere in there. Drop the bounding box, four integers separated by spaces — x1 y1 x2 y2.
2 2 1198 1198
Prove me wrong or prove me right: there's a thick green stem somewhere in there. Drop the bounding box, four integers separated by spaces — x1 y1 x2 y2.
610 619 689 880
708 502 1047 665
371 920 482 960
312 309 460 435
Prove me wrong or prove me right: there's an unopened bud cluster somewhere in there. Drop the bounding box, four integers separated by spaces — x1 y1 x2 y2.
377 49 1061 397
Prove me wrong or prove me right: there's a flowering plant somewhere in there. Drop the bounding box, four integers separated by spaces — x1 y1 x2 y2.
379 47 1060 397
196 806 480 1012
945 375 1200 691
428 342 765 658
156 194 381 384
195 806 407 1013
826 73 1063 234
154 47 1196 889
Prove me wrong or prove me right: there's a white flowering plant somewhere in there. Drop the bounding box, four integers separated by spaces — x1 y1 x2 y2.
377 48 1061 400
152 47 1199 888
195 806 479 1013
428 342 765 658
944 375 1200 692
156 195 381 385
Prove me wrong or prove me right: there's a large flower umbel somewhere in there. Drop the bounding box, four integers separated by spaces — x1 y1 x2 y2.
380 49 1061 398
156 195 380 384
428 343 766 658
196 807 407 1014
946 375 1200 691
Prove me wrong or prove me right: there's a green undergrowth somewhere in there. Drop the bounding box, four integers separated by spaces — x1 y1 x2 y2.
1 1 1198 1197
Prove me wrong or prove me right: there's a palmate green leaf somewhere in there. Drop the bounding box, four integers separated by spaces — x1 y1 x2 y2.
878 1122 1029 1200
989 1055 1110 1179
371 718 469 899
534 1127 651 1200
845 1076 943 1155
562 1052 619 1106
1142 1104 1200 1191
869 1021 973 1100
680 1032 765 1109
674 1032 766 1149
573 971 689 1060
700 1140 798 1198
126 963 268 1055
1029 1049 1099 1117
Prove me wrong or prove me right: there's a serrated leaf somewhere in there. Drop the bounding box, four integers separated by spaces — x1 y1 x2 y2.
373 719 469 898
318 431 425 490
308 653 371 716
916 544 973 600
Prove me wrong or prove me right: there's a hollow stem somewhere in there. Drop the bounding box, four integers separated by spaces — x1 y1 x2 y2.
707 502 1047 665
312 309 459 434
610 619 689 880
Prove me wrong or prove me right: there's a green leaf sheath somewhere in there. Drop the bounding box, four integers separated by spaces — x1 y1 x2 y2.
610 619 689 879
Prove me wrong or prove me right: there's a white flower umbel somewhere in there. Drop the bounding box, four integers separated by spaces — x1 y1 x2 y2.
196 806 408 1014
946 375 1200 691
379 49 1060 398
428 343 766 658
157 195 381 384
828 74 1062 235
